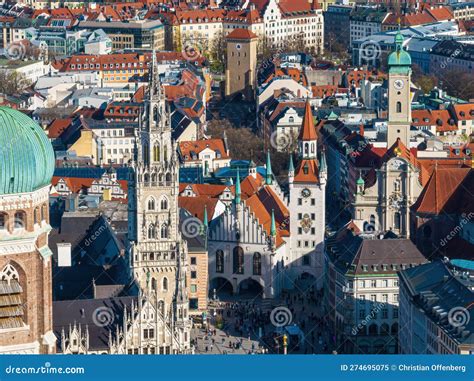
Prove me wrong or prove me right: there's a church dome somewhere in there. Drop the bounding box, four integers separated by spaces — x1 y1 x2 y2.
388 32 412 67
0 106 55 195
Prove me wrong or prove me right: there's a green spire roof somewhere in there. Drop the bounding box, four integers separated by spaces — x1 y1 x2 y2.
288 154 294 173
270 209 276 237
388 31 412 72
265 150 273 185
203 205 208 228
319 151 327 172
357 175 365 185
235 168 241 204
0 106 55 195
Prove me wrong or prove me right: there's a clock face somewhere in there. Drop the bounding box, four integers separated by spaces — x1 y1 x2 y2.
394 79 404 90
301 188 311 198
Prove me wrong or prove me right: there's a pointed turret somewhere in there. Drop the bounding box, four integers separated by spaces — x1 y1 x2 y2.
288 154 295 173
235 168 241 204
288 153 295 189
298 99 318 159
265 150 273 185
203 204 208 228
270 209 277 237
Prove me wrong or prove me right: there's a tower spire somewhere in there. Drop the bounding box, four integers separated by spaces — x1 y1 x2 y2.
235 168 241 204
270 209 277 237
265 150 273 185
298 99 318 159
288 153 294 173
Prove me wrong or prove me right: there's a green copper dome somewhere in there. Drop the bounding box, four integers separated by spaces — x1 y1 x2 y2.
0 106 55 195
388 32 411 70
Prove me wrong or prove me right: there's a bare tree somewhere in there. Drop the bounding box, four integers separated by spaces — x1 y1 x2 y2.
0 71 31 95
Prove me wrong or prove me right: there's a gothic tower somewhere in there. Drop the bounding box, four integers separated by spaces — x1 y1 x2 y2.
128 52 191 353
288 100 327 286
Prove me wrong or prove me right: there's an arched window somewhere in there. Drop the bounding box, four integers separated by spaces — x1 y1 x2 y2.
14 211 26 229
143 145 149 165
311 143 315 153
160 198 168 210
216 250 224 273
289 116 294 123
148 198 155 211
0 213 7 230
304 143 309 156
233 246 244 274
158 300 165 316
253 252 262 275
148 224 155 239
34 208 39 224
151 173 157 183
165 173 172 186
381 323 390 336
151 278 157 291
394 212 401 230
0 263 19 284
41 204 48 221
161 224 168 239
396 101 402 113
144 174 150 183
153 144 160 162
162 277 168 291
368 323 378 336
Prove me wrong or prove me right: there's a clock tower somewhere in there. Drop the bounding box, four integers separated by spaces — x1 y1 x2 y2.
387 32 412 148
288 100 327 286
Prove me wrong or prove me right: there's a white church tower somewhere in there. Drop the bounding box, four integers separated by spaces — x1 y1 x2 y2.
127 51 191 353
288 99 327 286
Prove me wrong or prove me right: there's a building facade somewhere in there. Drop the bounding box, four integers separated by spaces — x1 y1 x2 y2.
352 32 423 238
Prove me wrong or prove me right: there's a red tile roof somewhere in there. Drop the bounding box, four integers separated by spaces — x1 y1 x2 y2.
47 118 73 139
294 159 319 184
179 139 229 161
411 168 472 215
298 100 317 141
179 196 218 223
226 28 258 40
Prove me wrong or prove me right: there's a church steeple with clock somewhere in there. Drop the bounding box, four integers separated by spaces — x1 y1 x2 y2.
352 33 423 238
288 99 327 286
387 31 412 148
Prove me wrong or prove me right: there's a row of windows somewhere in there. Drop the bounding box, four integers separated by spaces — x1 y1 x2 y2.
358 293 399 303
215 248 262 275
0 207 47 230
358 279 399 289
